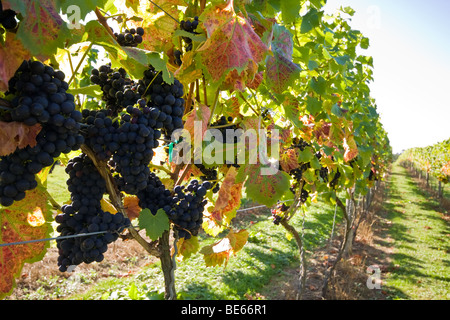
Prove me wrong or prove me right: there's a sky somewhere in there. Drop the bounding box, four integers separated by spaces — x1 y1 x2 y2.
324 0 450 154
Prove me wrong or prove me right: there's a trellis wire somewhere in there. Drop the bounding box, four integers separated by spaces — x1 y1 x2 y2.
0 200 295 248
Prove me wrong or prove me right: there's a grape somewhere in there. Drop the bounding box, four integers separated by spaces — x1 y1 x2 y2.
139 65 185 137
180 16 199 52
0 60 84 207
0 6 17 31
109 102 160 195
90 63 141 116
56 154 130 272
167 180 212 239
113 27 145 47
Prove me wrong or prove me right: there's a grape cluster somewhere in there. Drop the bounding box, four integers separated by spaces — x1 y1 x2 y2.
137 171 173 215
56 153 129 272
329 169 341 188
169 180 211 239
90 63 142 116
0 2 17 31
180 16 199 52
137 176 212 239
0 60 84 207
81 109 119 161
271 203 289 225
110 100 161 195
114 27 144 47
195 163 220 193
139 66 185 137
173 16 200 66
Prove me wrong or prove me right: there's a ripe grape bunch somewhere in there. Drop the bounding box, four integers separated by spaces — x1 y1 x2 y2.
271 203 289 225
114 27 144 47
137 175 212 240
169 180 212 239
56 153 130 272
0 60 84 207
174 16 200 65
139 66 185 137
81 108 119 161
90 63 142 116
109 100 162 195
0 1 17 31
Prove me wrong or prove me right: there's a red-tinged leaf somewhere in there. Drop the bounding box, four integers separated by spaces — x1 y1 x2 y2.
200 229 249 267
240 163 291 208
0 185 53 299
210 167 243 226
280 148 299 173
343 134 358 162
265 24 301 94
246 71 264 90
15 0 70 59
198 0 269 89
123 195 141 221
175 236 199 260
0 121 42 156
183 103 211 143
0 33 32 91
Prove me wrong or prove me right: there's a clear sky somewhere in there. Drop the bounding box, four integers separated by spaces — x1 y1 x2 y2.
324 0 450 154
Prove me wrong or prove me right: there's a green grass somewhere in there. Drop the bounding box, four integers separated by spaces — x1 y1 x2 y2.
66 200 341 300
382 163 450 300
46 164 70 205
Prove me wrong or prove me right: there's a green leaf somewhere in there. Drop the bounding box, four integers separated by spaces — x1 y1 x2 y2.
137 208 170 241
300 8 321 34
68 85 102 98
308 59 319 71
309 76 327 95
280 0 301 24
306 96 322 115
298 146 315 163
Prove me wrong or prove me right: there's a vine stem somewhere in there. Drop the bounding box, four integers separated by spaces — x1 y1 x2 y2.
67 42 93 87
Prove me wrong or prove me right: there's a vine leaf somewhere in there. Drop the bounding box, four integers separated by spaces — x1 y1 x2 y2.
15 0 71 59
137 208 170 241
0 184 53 299
183 103 211 143
265 24 301 94
175 236 199 260
280 148 299 173
0 122 42 157
123 195 141 221
200 229 248 267
238 163 291 208
139 0 183 53
197 0 269 90
343 134 359 162
203 167 243 236
0 33 32 91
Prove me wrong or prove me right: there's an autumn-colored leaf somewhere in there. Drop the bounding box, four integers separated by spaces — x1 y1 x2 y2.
15 0 70 59
280 148 300 173
123 195 141 221
183 103 212 145
200 229 248 267
198 0 269 89
265 24 301 94
175 236 199 260
343 134 358 162
0 185 52 299
0 33 32 91
0 121 42 156
239 163 291 208
174 50 203 90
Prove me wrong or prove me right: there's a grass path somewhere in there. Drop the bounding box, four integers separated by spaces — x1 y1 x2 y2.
381 163 450 300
